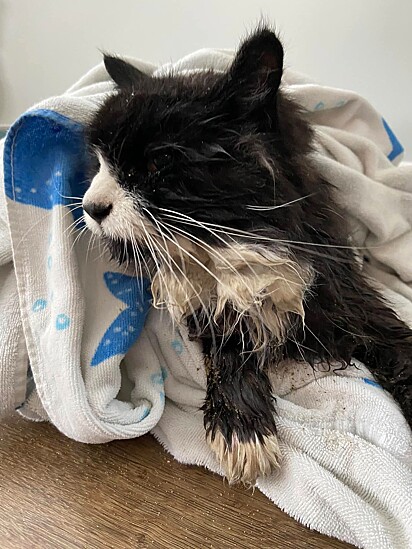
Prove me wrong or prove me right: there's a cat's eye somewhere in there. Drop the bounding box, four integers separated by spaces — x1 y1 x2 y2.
147 160 158 174
147 152 172 174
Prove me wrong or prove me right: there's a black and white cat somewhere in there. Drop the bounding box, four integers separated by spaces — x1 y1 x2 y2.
83 28 412 484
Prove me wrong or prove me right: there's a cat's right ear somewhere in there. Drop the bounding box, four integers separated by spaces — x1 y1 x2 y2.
213 28 284 122
103 55 149 89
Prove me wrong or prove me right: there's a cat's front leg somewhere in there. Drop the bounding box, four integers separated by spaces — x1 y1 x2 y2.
201 345 281 485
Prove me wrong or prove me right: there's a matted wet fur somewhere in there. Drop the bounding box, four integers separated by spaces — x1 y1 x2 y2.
83 27 412 485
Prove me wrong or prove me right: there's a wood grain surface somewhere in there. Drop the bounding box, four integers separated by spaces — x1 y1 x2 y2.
0 416 352 549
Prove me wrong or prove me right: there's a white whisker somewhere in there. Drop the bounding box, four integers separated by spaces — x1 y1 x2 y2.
246 193 315 211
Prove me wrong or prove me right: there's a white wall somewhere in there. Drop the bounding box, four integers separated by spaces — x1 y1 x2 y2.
1 0 411 155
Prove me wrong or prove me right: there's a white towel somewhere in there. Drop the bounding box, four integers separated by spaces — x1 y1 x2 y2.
1 49 411 548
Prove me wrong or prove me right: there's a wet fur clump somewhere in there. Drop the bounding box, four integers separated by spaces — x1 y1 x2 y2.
83 27 412 484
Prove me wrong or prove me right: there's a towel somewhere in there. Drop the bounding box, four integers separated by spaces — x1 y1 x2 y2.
1 48 411 549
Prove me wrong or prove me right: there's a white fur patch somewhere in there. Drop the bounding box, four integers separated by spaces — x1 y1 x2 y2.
152 242 313 349
208 430 281 485
83 155 152 240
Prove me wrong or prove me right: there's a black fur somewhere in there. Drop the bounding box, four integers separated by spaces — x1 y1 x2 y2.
87 28 412 455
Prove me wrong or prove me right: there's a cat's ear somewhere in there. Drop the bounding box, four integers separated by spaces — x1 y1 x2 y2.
220 28 284 112
104 55 149 89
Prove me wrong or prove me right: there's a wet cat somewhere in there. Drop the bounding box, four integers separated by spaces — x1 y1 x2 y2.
83 28 412 484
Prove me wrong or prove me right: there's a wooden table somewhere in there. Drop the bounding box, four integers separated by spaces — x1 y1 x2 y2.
0 416 351 548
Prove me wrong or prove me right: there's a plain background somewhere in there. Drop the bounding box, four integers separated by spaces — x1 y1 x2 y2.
1 0 411 155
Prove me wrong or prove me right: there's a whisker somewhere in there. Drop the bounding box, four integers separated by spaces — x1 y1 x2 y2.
69 225 89 254
155 207 381 254
63 214 85 238
85 231 97 263
140 212 217 346
13 212 51 251
128 231 146 299
139 220 170 310
51 187 84 201
159 218 306 293
304 325 334 360
246 193 315 211
159 218 252 271
147 231 204 336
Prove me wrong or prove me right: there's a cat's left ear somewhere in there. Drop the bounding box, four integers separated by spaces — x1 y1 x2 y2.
220 28 284 112
104 55 149 89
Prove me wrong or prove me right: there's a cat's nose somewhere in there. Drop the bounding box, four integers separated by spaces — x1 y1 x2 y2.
83 201 113 223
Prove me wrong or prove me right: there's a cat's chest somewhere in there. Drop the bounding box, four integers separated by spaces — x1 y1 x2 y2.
149 240 313 344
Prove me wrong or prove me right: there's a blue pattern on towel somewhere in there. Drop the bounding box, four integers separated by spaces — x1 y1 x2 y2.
382 118 404 162
91 273 151 366
363 377 382 389
4 109 90 223
3 109 152 367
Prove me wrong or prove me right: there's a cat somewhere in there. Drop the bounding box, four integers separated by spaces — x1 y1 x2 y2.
83 27 412 485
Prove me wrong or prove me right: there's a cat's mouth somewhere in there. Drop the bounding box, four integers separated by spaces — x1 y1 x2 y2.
83 207 160 268
102 235 152 268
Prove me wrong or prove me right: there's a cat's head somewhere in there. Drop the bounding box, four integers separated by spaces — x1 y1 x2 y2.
83 28 314 266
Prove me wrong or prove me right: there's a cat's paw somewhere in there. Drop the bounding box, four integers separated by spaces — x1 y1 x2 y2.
208 430 281 485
